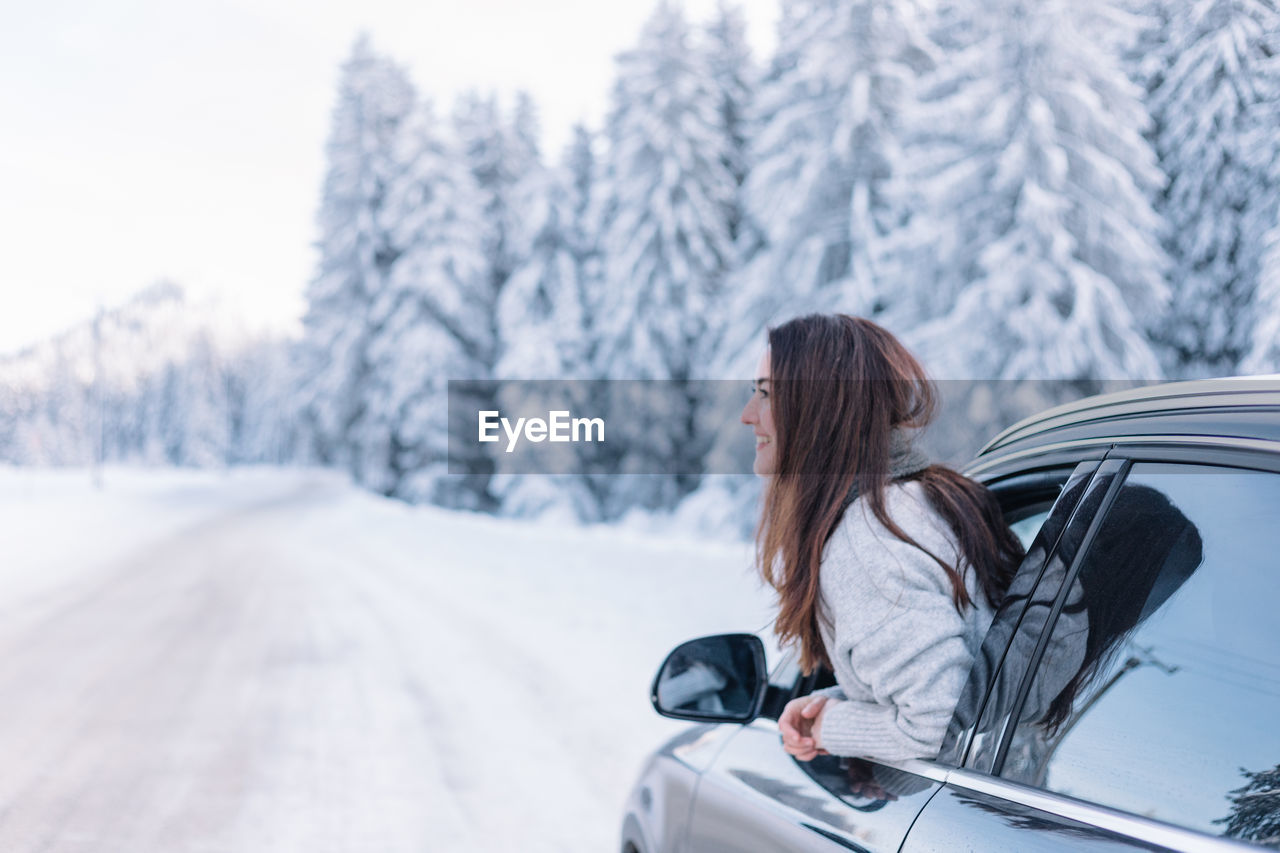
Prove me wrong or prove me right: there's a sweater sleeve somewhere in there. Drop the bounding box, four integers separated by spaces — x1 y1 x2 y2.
817 504 976 762
811 685 847 700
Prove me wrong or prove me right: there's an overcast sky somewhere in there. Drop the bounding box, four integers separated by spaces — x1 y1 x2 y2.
0 0 778 355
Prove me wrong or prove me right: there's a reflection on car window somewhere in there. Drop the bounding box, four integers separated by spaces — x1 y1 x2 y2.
943 462 1103 768
1001 463 1280 848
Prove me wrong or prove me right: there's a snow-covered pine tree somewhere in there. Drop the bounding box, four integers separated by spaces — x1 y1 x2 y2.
298 35 416 476
489 125 609 519
419 90 549 509
175 330 230 467
361 97 490 505
726 0 936 361
452 90 542 354
562 124 604 372
898 0 1169 379
225 336 305 465
704 1 758 249
0 377 17 463
593 1 741 509
1216 762 1280 845
1116 0 1177 93
597 1 738 382
1243 222 1280 372
884 0 1161 339
1239 13 1280 373
494 122 592 379
1149 0 1280 376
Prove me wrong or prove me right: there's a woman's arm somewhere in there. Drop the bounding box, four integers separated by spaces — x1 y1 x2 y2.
817 503 978 762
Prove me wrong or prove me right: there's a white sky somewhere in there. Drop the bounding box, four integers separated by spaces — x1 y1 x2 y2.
0 0 778 355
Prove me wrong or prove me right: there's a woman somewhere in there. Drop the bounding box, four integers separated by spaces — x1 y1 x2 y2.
739 314 1023 762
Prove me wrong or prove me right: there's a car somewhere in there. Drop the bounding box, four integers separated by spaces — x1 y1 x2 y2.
622 377 1280 852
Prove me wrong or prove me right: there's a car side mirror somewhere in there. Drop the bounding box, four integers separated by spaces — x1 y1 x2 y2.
650 633 768 724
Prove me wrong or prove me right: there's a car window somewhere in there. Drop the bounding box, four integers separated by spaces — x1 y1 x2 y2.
998 463 1280 848
939 461 1104 768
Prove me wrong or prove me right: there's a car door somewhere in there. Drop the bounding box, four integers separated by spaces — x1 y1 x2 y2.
678 461 1097 852
902 451 1280 851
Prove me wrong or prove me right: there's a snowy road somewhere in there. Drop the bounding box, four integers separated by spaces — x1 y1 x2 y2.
0 469 774 852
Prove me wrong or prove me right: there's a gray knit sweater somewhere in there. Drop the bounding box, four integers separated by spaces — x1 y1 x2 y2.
813 480 994 762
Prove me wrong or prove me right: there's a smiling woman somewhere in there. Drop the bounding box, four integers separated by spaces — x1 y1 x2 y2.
741 314 1025 763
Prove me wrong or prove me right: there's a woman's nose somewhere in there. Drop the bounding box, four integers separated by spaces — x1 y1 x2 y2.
740 399 755 425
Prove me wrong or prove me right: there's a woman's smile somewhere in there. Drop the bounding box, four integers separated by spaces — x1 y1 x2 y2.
740 350 776 476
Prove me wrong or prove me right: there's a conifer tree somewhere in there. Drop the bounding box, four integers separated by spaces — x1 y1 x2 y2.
496 125 597 379
732 0 936 343
1243 224 1280 372
1217 762 1280 845
591 1 742 509
1148 0 1280 376
490 126 610 519
596 1 738 381
452 90 542 359
895 0 1169 379
364 98 489 504
299 35 416 472
704 1 757 248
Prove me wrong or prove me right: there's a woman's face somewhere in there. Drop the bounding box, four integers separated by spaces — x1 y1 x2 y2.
740 350 776 476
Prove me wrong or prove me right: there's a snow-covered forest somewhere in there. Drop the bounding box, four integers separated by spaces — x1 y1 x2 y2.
3 0 1279 522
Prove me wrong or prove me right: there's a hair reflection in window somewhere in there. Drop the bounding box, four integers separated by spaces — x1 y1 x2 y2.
1007 484 1203 782
1040 484 1203 734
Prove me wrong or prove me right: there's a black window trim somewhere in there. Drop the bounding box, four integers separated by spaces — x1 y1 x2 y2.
989 456 1131 775
950 460 1108 771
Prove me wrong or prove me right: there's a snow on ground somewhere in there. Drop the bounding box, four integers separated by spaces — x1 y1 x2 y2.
0 466 777 852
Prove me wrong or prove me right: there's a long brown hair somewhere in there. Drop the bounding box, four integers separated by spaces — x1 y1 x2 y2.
756 314 1023 674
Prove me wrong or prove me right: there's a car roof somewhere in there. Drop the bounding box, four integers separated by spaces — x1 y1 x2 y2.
967 376 1280 479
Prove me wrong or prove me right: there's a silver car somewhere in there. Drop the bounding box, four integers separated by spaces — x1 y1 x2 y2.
623 378 1280 852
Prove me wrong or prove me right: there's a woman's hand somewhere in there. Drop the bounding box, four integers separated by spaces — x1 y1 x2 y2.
779 694 833 761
